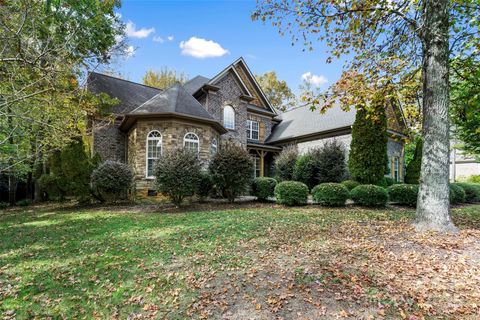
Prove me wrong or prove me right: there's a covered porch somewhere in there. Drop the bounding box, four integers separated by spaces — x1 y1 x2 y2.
247 143 282 178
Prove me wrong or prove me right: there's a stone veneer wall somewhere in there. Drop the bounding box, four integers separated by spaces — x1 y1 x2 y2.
91 118 126 162
247 113 274 143
127 119 221 192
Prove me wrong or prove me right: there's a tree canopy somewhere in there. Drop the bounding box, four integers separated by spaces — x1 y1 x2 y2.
142 68 188 89
255 71 295 111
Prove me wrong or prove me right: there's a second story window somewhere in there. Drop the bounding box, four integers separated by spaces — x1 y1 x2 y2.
246 120 259 140
223 105 235 129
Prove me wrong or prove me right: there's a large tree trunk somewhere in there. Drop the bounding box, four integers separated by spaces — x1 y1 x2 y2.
415 0 456 232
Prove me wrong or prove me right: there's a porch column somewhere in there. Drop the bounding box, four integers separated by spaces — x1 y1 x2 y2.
255 150 266 177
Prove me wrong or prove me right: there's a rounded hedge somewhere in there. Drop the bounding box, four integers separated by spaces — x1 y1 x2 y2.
252 177 277 201
452 183 480 203
274 181 309 206
312 183 349 207
387 184 419 206
350 184 389 207
450 183 466 204
341 180 360 191
91 161 134 202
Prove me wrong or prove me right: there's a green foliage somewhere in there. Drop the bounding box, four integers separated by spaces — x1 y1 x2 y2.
450 183 466 205
196 171 213 202
274 145 298 181
316 140 347 183
312 183 349 207
405 138 423 184
155 149 202 205
452 183 479 203
252 177 277 201
387 184 419 206
16 199 32 207
142 68 188 89
350 185 389 207
255 71 295 111
467 175 480 183
91 161 134 203
0 202 8 210
209 144 253 202
274 181 309 206
38 173 66 201
348 96 388 185
293 153 317 190
341 180 360 191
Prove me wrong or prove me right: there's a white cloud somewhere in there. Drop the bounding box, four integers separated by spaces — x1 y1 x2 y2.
301 72 328 87
125 46 135 58
179 36 229 58
125 21 155 39
153 36 164 43
167 35 174 41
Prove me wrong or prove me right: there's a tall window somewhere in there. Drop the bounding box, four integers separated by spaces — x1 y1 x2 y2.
393 157 400 181
211 138 218 155
253 155 260 178
223 105 235 129
246 120 259 140
146 130 162 178
184 132 199 154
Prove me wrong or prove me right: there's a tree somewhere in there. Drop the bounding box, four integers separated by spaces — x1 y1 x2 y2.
255 71 295 111
253 0 480 232
405 138 423 184
142 68 188 89
274 144 298 181
348 93 388 185
317 140 347 183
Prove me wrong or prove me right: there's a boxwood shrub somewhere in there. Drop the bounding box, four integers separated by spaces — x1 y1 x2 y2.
252 177 277 201
91 161 134 202
350 184 389 207
274 181 309 206
452 183 480 203
450 183 466 204
341 180 360 191
312 183 349 206
387 184 419 206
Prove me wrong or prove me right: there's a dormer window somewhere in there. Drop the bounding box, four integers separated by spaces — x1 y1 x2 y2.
223 105 235 129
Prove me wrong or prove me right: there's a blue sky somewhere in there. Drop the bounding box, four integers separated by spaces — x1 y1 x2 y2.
109 0 347 94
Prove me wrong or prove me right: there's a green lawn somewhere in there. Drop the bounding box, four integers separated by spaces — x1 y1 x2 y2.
1 203 479 319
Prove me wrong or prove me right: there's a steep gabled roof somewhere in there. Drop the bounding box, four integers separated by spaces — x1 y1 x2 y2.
87 72 160 115
183 75 210 95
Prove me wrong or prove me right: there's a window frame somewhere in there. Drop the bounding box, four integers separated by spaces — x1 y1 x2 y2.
211 138 218 155
393 156 400 181
246 119 260 140
183 132 200 154
223 105 235 130
146 130 162 179
253 155 261 178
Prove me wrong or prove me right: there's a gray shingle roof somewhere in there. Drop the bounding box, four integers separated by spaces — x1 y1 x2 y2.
130 84 216 121
266 102 357 143
183 75 210 95
87 72 161 115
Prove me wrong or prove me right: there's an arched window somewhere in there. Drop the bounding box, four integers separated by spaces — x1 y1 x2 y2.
211 138 218 155
223 105 235 129
146 130 162 178
184 132 199 154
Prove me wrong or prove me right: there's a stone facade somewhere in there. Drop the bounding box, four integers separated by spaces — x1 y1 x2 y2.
92 119 126 162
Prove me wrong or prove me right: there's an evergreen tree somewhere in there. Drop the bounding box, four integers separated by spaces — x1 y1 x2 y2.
348 93 388 184
405 139 423 184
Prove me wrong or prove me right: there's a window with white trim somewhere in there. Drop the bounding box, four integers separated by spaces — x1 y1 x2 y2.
184 132 199 154
246 120 259 140
211 138 218 155
253 155 260 178
393 156 400 181
146 130 162 178
223 105 235 129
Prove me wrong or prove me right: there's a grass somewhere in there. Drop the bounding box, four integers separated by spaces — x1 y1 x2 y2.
1 203 479 319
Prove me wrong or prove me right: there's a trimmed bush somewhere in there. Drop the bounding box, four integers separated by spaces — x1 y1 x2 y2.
316 140 347 183
155 149 202 205
196 171 213 202
405 138 423 184
274 181 308 206
341 180 360 191
252 177 277 201
350 184 389 207
293 153 318 190
453 183 480 202
384 177 396 187
274 145 298 181
450 183 467 204
91 161 134 202
312 183 349 206
387 184 419 206
209 144 253 203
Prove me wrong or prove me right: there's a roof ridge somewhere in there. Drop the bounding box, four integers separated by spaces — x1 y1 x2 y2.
89 71 161 91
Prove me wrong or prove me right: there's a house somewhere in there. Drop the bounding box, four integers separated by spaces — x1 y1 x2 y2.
87 57 407 195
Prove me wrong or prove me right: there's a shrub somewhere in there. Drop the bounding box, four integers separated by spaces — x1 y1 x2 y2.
37 174 66 201
376 177 388 188
453 183 480 202
91 161 134 202
16 199 32 207
341 180 360 191
0 202 9 209
316 140 347 183
252 177 277 201
467 175 480 183
450 183 466 204
274 145 298 181
387 184 419 206
350 184 389 207
196 171 213 202
384 177 396 187
312 183 349 206
405 138 423 184
155 149 202 205
348 95 389 185
275 181 308 206
293 153 318 190
209 144 253 202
